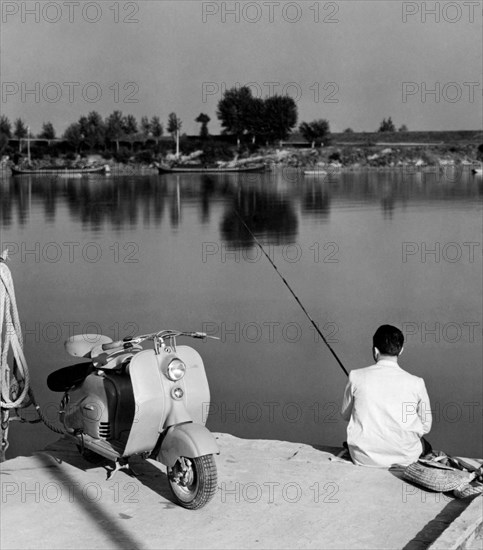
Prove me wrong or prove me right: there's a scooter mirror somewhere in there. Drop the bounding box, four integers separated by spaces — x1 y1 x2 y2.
65 334 113 358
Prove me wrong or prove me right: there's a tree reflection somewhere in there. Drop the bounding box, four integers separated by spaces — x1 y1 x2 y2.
199 176 216 225
380 181 396 219
0 171 480 233
301 183 331 220
220 186 298 247
0 174 252 232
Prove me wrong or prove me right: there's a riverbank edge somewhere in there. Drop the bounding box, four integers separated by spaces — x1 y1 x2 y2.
1 433 481 549
2 141 482 177
428 499 482 549
2 161 481 179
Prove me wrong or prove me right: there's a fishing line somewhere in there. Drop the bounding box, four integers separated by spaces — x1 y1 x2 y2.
234 210 349 377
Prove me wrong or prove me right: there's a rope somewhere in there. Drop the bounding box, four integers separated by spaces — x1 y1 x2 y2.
0 250 30 409
0 249 64 460
25 388 65 434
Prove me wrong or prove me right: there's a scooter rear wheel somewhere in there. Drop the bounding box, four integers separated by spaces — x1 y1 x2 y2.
167 454 217 510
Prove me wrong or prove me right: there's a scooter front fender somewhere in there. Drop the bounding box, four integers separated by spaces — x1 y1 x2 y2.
158 423 219 468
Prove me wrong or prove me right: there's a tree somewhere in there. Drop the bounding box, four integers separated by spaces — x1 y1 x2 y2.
261 95 297 143
63 122 83 153
378 117 395 132
398 124 408 132
195 113 211 138
122 114 138 136
245 97 267 143
343 127 354 134
38 121 56 139
140 116 151 136
299 119 331 146
216 86 255 145
167 112 182 139
13 118 28 152
13 118 28 140
0 115 11 138
105 110 124 152
150 116 163 138
121 114 138 150
78 111 105 149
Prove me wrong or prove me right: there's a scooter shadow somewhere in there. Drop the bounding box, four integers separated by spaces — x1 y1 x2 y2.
42 436 179 508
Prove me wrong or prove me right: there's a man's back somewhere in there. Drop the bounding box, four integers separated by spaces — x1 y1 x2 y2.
341 359 432 467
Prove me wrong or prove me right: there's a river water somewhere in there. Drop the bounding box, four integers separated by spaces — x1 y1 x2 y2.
1 168 481 459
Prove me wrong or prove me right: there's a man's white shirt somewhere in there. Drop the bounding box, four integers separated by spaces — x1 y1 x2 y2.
341 359 432 467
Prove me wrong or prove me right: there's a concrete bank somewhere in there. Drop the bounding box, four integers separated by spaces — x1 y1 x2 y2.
1 433 481 550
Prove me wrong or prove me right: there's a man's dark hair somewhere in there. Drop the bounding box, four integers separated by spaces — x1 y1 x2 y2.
373 325 404 356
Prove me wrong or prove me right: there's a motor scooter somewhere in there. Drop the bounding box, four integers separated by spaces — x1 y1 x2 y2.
47 328 219 509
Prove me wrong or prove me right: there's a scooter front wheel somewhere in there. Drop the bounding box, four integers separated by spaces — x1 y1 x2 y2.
167 454 217 510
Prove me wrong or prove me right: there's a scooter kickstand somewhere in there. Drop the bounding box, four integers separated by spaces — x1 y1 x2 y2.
105 459 140 480
105 460 123 480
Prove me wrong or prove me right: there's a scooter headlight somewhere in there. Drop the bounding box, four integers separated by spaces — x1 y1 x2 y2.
166 359 186 381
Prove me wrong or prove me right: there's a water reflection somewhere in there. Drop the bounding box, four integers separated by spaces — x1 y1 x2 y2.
380 182 396 219
301 182 331 220
0 170 480 234
1 168 481 459
199 176 217 225
220 186 298 247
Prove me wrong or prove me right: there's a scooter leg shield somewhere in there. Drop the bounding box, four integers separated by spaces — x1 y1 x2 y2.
158 423 219 467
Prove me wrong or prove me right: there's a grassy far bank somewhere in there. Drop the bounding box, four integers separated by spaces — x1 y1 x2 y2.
331 129 482 145
1 130 482 172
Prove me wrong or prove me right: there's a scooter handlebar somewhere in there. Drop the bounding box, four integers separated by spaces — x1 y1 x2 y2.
189 331 219 340
101 331 219 350
101 340 125 351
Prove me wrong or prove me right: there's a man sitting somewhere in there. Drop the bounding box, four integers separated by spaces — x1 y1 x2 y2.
341 324 432 467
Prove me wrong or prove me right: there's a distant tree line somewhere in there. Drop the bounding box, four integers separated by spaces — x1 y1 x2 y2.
0 111 165 157
0 92 410 161
63 111 165 153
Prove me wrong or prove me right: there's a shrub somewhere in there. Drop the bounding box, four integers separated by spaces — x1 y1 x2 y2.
113 147 131 163
134 150 154 164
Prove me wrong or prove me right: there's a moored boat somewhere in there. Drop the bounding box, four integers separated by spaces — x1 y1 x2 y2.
156 162 266 174
303 169 328 176
11 165 109 176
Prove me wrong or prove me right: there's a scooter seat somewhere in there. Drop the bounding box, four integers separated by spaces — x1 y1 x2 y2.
65 334 113 358
47 362 94 392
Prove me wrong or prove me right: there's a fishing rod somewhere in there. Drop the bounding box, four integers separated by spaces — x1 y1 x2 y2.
234 210 349 377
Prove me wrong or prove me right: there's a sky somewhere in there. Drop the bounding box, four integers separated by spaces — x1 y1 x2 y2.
0 0 482 136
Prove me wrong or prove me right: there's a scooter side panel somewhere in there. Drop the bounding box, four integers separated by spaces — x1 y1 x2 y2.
176 346 211 426
158 422 219 467
123 349 165 457
64 373 113 439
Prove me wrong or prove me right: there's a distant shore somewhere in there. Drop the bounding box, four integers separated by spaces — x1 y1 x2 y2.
2 132 482 177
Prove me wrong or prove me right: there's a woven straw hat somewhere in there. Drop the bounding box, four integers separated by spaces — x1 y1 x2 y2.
403 461 475 493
